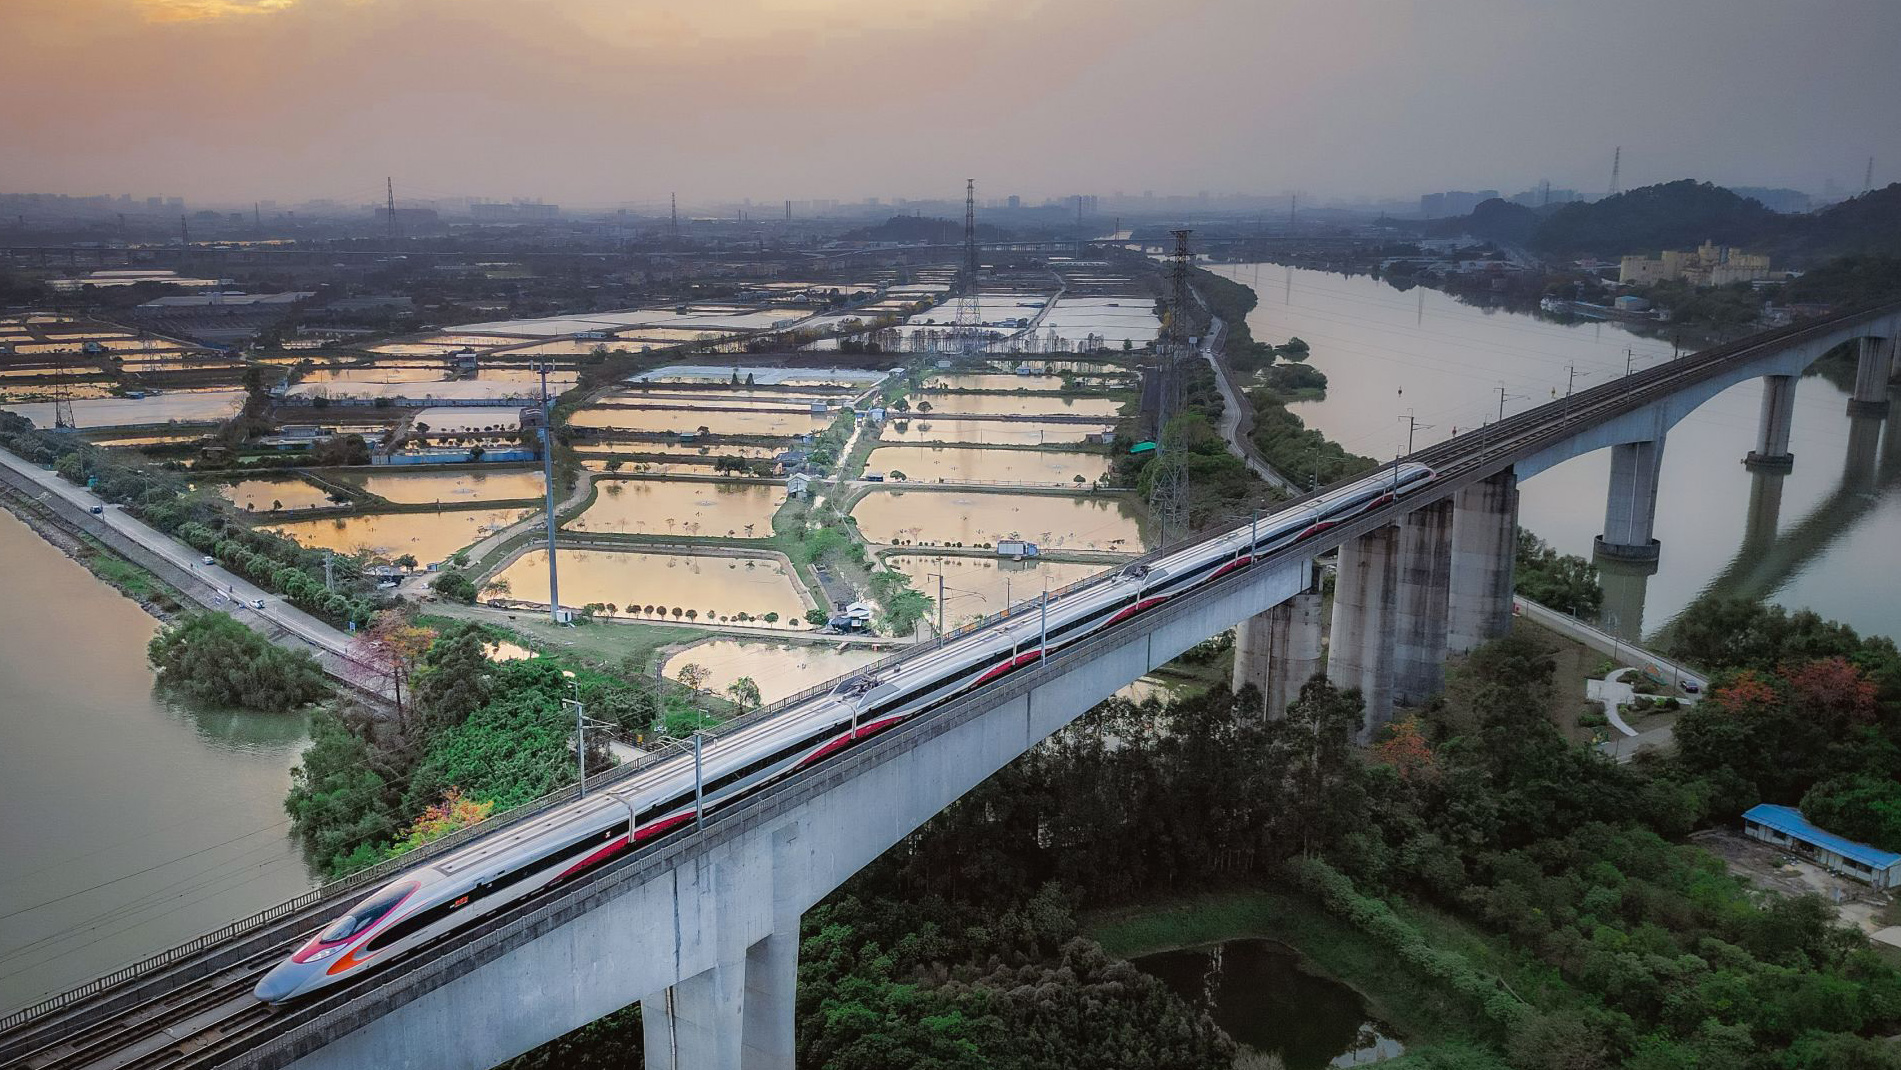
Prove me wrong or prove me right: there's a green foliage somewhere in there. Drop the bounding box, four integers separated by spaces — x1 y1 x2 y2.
1782 254 1901 307
1246 389 1377 487
1798 775 1901 854
147 611 328 711
406 659 581 810
430 570 478 603
869 569 931 636
1514 529 1603 616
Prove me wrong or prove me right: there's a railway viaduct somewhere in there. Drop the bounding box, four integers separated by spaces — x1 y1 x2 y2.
2 302 1897 1070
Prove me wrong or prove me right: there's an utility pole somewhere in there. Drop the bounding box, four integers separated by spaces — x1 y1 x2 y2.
1609 146 1621 197
670 192 678 241
954 178 981 354
1625 347 1635 376
537 363 561 624
1867 156 1877 194
324 551 334 592
386 176 397 242
1397 411 1433 456
179 215 189 245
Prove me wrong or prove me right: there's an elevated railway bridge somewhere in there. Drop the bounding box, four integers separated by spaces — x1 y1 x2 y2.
2 301 1897 1070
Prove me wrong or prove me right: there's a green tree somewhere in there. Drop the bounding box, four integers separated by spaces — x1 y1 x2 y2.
148 611 328 712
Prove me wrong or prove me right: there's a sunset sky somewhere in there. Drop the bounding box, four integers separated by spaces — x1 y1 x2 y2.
3 0 1898 207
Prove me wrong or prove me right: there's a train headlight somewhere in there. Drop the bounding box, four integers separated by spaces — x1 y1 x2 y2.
302 943 348 963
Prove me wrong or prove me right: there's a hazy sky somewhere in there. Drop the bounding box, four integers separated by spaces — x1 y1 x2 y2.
3 0 1898 208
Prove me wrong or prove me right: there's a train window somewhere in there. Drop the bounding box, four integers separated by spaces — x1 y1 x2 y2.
318 881 417 943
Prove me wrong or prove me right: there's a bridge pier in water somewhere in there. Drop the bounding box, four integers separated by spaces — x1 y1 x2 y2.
1849 337 1894 417
1447 469 1518 655
1393 498 1454 707
1596 437 1665 563
1231 582 1323 718
1744 374 1797 472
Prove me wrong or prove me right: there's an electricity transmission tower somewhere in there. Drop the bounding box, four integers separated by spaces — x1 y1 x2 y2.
954 179 982 354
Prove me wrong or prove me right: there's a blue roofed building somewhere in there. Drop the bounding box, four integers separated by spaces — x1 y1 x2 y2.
1742 804 1901 889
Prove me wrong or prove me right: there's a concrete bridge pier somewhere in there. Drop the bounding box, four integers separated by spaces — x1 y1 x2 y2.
1595 437 1665 563
1447 469 1518 655
1595 555 1657 643
640 927 797 1069
1328 525 1399 740
1849 337 1894 417
1392 499 1454 706
1231 583 1324 718
1744 374 1797 472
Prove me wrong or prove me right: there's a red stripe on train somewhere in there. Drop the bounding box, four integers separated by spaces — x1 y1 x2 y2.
1106 595 1170 627
550 836 631 883
796 714 908 769
633 813 694 842
1210 556 1254 581
973 649 1045 687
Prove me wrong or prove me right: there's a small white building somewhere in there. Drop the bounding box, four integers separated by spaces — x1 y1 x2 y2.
786 473 813 498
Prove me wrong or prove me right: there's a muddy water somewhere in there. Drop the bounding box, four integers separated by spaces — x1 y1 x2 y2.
266 507 531 563
661 639 890 705
866 445 1111 486
922 373 1070 391
852 489 1146 551
215 477 339 512
878 417 1112 446
0 511 313 1011
918 394 1123 418
494 548 807 624
566 479 781 539
568 407 831 437
886 554 1110 626
345 468 548 504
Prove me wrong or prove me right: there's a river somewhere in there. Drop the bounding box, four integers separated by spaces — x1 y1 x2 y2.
1211 264 1901 643
0 510 316 1012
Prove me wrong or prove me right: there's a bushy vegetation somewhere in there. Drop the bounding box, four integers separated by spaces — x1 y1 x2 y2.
1514 529 1602 617
147 611 329 711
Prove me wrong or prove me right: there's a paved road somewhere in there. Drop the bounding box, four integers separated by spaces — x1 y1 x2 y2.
1512 595 1702 764
0 446 393 701
1193 297 1302 497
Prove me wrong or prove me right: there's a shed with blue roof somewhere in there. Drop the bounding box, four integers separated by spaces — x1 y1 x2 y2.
1742 804 1901 889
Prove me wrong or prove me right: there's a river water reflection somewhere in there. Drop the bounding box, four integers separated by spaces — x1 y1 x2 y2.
852 489 1146 551
1134 940 1402 1069
1211 263 1901 641
0 511 314 1012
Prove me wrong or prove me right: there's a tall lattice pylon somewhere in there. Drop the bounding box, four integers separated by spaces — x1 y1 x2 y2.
954 178 982 354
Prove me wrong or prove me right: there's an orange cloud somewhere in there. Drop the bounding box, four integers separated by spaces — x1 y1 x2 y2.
135 0 301 21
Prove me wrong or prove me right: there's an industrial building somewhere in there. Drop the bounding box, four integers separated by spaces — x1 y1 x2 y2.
1742 804 1901 889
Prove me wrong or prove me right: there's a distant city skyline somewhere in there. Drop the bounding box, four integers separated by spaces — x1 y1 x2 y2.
3 0 1896 206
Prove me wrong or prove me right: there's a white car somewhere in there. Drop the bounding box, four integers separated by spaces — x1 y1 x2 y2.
249 598 266 610
203 555 216 565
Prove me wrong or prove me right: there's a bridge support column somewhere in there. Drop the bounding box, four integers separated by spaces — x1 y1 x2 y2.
1328 525 1399 741
1744 374 1797 471
1232 588 1323 718
1447 469 1517 655
1393 499 1454 707
741 931 798 1068
1595 555 1657 642
1845 410 1885 497
643 959 746 1070
1849 337 1893 417
1595 437 1665 563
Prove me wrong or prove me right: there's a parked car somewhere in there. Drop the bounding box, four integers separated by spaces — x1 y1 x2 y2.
249 598 266 610
202 555 216 565
89 505 103 515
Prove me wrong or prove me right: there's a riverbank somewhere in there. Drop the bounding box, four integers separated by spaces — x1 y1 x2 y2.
0 479 185 621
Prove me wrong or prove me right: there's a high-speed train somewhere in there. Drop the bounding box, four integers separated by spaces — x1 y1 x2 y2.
252 462 1437 1002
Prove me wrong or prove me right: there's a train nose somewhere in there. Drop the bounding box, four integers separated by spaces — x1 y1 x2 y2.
252 961 312 1003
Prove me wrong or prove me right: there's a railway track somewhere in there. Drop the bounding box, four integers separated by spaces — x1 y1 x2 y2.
4 301 1896 1070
